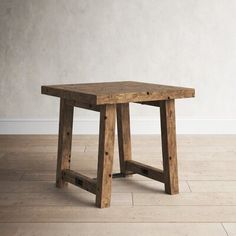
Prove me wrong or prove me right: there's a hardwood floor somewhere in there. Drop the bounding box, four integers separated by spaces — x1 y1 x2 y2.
0 135 236 235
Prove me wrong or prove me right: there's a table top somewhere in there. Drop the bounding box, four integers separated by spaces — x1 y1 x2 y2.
41 81 195 105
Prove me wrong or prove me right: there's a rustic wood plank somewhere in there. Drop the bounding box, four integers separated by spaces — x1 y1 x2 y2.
56 98 74 188
126 160 165 183
117 103 133 176
135 100 162 107
96 104 116 208
160 100 179 194
66 99 100 112
62 169 97 194
42 81 195 105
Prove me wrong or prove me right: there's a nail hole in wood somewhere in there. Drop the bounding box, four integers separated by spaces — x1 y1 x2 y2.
67 132 70 135
147 91 150 95
104 116 107 120
105 152 108 155
75 178 83 187
141 168 148 176
169 156 172 160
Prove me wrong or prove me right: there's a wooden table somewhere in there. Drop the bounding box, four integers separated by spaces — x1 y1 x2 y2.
42 81 195 208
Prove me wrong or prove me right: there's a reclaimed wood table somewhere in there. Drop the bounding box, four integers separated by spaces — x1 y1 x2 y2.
42 81 195 208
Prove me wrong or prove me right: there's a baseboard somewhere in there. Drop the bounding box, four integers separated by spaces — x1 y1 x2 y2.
0 118 236 134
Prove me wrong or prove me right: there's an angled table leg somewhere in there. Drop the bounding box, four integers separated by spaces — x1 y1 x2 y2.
160 99 179 194
56 98 74 188
117 103 133 176
96 104 116 208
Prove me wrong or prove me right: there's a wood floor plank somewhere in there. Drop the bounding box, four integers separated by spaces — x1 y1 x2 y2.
179 161 236 180
21 171 56 181
1 135 236 228
0 223 227 236
0 180 190 193
3 153 236 179
0 153 5 159
81 150 236 161
178 151 236 161
4 159 236 181
1 152 90 161
0 170 24 181
0 159 97 171
0 159 127 171
0 192 132 207
1 206 236 223
133 192 236 206
188 181 236 192
111 180 190 193
0 160 163 177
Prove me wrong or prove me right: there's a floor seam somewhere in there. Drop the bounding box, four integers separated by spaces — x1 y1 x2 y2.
186 181 192 192
221 223 229 236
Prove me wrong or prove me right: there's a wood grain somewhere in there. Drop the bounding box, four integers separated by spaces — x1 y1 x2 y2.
42 81 195 105
62 169 97 194
117 103 132 175
56 99 74 188
160 100 179 194
126 160 164 183
96 104 116 208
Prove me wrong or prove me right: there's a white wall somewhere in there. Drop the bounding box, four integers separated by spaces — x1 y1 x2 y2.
0 0 236 134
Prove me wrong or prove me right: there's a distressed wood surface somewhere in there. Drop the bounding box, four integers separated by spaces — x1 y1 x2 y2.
42 81 195 105
56 99 74 188
117 103 133 175
96 104 116 208
62 169 97 194
126 160 164 182
160 100 179 194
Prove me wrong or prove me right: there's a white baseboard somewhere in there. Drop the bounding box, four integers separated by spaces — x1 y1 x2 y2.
0 118 236 134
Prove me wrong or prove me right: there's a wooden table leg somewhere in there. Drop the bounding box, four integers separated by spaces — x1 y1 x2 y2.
160 99 179 194
117 103 133 176
96 104 116 208
56 98 74 188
